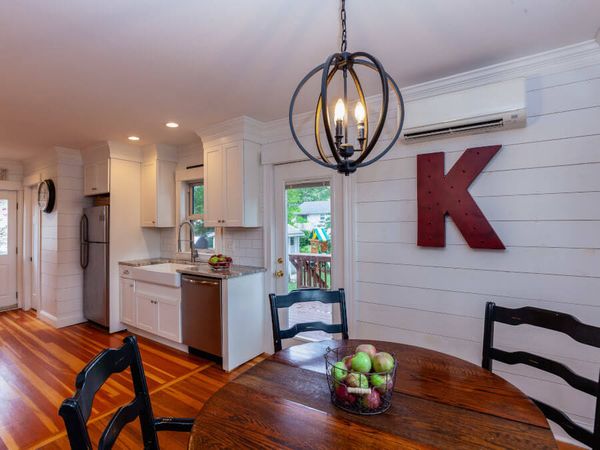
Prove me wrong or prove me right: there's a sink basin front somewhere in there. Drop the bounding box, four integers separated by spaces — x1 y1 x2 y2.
131 263 192 287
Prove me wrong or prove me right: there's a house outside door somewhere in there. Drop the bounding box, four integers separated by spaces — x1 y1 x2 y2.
273 161 345 342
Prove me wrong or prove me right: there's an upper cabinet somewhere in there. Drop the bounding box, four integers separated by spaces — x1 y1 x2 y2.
84 159 110 196
204 140 261 227
141 159 176 227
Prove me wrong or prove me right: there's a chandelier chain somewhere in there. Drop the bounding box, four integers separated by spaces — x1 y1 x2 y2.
340 0 347 53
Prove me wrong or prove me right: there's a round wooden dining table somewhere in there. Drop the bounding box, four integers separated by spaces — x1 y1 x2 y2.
188 339 557 449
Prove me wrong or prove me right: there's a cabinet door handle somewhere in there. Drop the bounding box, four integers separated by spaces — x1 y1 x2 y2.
92 187 97 191
123 269 130 275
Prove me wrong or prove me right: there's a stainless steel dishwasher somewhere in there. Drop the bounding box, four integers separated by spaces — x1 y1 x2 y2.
181 275 222 357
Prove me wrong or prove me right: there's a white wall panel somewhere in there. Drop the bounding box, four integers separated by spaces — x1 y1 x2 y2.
352 62 600 442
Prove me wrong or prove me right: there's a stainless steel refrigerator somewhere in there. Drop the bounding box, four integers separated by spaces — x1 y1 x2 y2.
80 206 109 327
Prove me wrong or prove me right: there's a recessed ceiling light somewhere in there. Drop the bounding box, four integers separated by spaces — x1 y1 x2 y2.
128 136 140 141
165 122 179 128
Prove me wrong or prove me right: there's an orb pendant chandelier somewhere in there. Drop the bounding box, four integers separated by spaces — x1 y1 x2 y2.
289 0 405 176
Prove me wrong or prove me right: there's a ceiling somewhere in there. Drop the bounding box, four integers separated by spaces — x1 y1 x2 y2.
0 0 599 160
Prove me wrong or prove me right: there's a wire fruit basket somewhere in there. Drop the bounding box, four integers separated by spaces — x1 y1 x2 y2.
324 346 397 415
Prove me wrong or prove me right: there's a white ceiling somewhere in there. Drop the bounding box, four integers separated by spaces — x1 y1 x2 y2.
0 0 599 160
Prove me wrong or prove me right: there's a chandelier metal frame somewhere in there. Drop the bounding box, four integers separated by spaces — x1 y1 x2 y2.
289 0 405 175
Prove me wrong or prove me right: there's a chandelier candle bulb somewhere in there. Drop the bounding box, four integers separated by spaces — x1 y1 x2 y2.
355 102 366 141
334 98 345 141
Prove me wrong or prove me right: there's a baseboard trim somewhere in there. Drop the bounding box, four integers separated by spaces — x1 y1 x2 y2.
37 310 87 328
124 324 189 353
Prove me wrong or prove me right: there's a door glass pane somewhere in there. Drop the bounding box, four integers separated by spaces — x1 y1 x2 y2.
0 200 7 256
285 182 332 340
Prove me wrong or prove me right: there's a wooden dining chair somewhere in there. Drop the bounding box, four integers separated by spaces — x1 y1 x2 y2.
269 288 348 352
59 335 194 449
482 301 600 449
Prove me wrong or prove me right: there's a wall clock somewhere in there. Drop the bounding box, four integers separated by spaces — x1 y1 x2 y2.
38 179 56 213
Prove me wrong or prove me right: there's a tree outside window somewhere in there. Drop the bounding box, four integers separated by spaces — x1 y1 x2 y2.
188 182 215 250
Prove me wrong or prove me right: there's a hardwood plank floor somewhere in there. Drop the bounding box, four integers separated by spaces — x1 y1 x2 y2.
0 309 266 449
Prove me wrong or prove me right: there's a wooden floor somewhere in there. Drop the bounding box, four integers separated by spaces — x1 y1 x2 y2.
0 309 266 450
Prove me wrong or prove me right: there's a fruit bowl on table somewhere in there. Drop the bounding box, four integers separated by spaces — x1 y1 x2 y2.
324 344 397 415
208 254 232 271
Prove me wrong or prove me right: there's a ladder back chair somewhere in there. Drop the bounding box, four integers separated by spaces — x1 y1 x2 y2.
59 335 193 449
269 288 349 352
482 301 600 449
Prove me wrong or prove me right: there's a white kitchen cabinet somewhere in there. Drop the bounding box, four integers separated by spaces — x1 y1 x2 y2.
141 159 176 227
156 296 181 342
84 160 110 196
120 278 136 326
120 276 182 344
204 140 261 227
135 293 158 332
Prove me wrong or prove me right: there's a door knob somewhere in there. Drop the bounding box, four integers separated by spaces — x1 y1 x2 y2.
275 270 284 278
277 257 284 264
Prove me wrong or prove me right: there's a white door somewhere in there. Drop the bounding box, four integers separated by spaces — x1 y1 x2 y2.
157 296 181 342
140 161 157 227
95 160 110 195
273 161 344 341
0 191 17 310
135 293 158 332
204 145 224 227
120 278 136 325
223 142 243 226
31 196 41 310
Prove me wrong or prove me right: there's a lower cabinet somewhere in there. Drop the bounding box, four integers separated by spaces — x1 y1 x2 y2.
120 278 136 326
119 276 182 343
135 293 158 333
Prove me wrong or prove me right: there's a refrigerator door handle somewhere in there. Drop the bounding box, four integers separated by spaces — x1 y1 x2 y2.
80 215 89 269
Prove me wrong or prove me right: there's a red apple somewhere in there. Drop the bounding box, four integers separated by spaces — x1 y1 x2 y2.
342 354 354 370
345 372 369 389
360 389 382 410
335 384 356 405
355 343 377 359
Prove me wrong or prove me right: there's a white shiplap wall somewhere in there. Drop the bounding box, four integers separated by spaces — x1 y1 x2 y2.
24 147 89 327
354 62 600 442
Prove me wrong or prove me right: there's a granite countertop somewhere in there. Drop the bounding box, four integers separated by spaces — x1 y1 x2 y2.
119 258 266 280
176 264 266 279
119 257 183 267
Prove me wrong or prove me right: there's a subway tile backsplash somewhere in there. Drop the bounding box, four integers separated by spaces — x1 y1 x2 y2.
160 227 264 267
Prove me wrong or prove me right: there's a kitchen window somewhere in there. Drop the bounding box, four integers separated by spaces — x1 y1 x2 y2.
187 182 216 251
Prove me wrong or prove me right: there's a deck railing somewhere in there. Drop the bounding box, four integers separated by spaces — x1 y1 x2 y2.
288 253 331 289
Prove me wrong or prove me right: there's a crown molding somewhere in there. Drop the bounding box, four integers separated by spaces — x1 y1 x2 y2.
402 40 600 102
196 115 266 147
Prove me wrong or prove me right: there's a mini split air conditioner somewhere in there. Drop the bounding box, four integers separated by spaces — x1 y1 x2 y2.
402 78 526 143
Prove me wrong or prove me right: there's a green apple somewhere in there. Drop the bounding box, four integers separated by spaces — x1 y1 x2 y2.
346 372 369 389
370 373 392 393
372 352 395 373
331 361 348 382
351 351 372 373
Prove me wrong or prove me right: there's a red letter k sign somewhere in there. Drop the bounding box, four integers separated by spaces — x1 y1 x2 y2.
417 146 505 249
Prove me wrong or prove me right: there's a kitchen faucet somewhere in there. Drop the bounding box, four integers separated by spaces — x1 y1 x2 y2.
178 220 198 263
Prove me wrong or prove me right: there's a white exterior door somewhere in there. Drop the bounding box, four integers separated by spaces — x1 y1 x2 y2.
273 162 344 341
0 191 17 309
